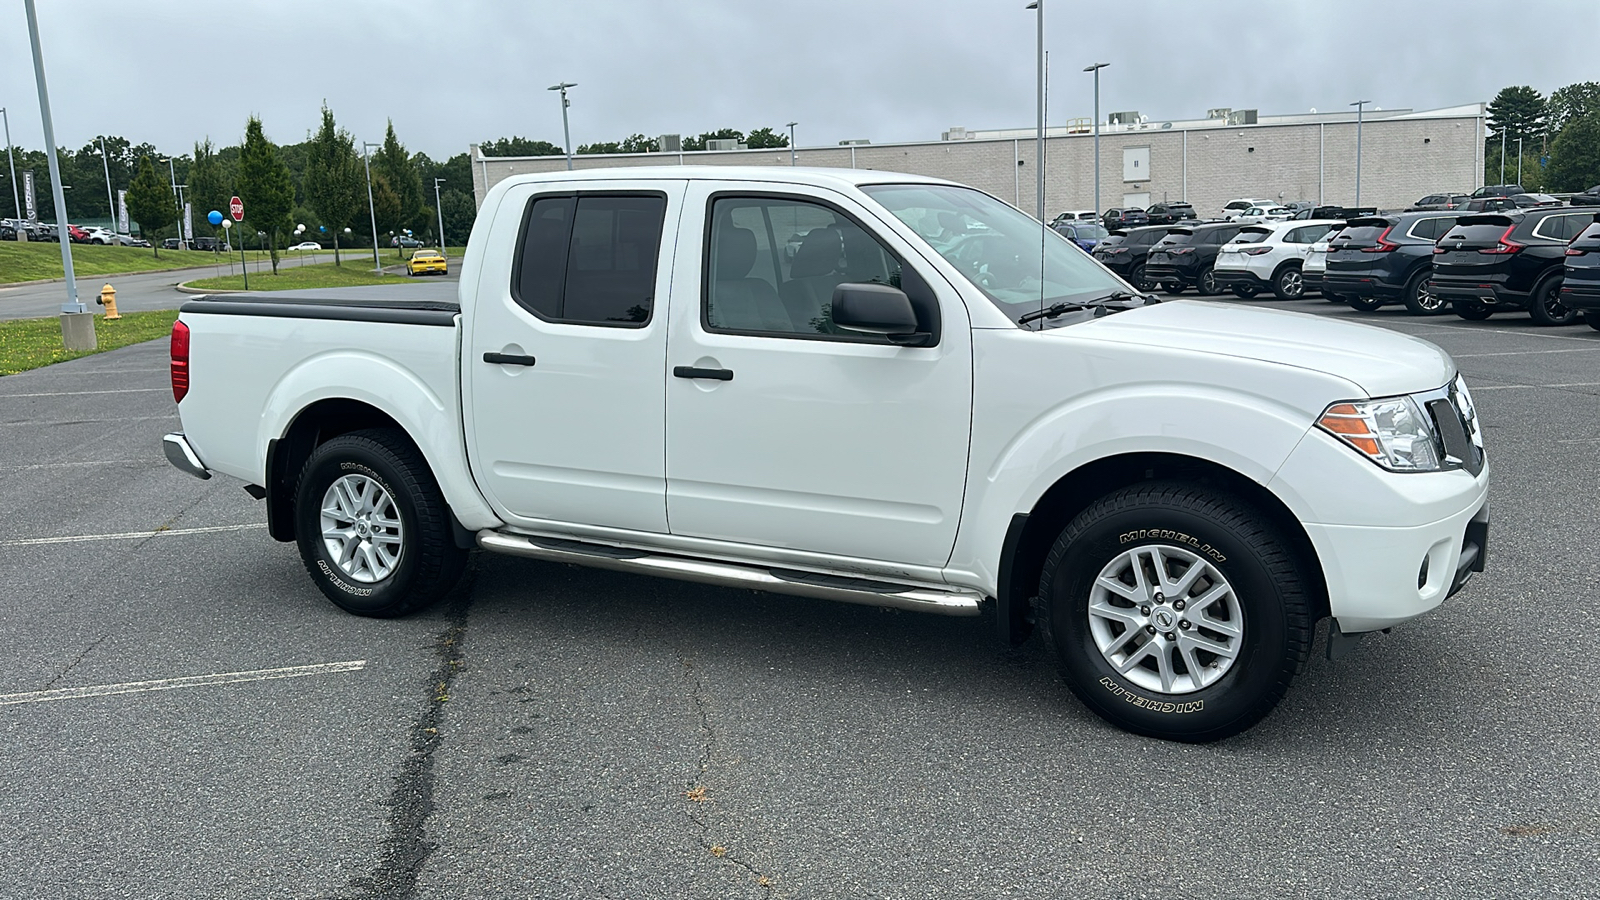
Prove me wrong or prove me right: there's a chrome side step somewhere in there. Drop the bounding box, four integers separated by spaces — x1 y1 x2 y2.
477 530 984 617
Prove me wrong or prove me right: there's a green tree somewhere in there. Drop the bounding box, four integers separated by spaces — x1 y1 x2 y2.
1486 85 1547 148
745 127 789 149
1547 111 1600 192
438 189 476 249
237 116 296 274
577 141 622 154
620 133 659 153
1548 82 1600 135
303 104 364 266
480 136 563 156
189 139 230 237
125 156 176 257
370 169 402 251
375 120 424 236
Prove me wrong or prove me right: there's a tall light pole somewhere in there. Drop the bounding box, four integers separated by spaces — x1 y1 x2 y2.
158 155 182 247
786 121 797 166
1350 100 1370 208
433 177 446 251
1515 137 1524 186
1025 2 1043 222
0 107 19 222
1085 63 1109 218
23 0 83 315
548 82 576 171
362 140 381 272
1500 128 1507 186
96 137 114 230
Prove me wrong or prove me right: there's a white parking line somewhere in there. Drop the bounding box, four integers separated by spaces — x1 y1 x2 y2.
0 661 368 707
0 388 169 398
0 415 176 426
1452 348 1599 358
1472 382 1600 391
1412 323 1600 344
0 460 150 471
0 523 266 547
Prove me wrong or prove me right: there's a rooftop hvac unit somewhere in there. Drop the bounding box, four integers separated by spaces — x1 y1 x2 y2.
942 127 969 141
1227 109 1258 125
658 134 682 153
1206 107 1232 120
1107 111 1140 126
839 139 871 145
706 138 745 151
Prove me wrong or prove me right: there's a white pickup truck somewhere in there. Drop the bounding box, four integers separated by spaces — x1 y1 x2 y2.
163 167 1488 741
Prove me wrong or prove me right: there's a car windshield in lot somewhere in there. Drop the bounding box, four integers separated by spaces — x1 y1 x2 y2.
862 183 1125 322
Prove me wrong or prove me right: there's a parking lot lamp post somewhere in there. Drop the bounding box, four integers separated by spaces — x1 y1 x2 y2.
1500 128 1506 186
96 137 114 231
2 108 21 222
1515 137 1523 186
548 82 576 171
433 177 446 250
1024 2 1043 222
362 141 381 272
23 0 83 314
786 122 797 166
1350 99 1370 208
1085 63 1109 220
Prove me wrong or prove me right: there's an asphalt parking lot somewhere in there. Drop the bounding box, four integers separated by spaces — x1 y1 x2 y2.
2 298 1598 898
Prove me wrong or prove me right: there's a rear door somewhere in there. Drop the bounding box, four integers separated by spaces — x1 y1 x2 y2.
464 178 686 533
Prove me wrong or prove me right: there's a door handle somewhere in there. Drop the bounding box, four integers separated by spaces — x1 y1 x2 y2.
673 366 733 381
483 352 537 367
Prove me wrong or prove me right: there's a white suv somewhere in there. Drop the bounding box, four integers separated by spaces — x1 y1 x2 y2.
1221 198 1273 221
1212 220 1342 299
1234 205 1294 225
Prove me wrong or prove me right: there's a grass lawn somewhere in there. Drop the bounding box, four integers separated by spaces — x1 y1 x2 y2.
0 241 235 285
0 309 179 377
184 260 414 292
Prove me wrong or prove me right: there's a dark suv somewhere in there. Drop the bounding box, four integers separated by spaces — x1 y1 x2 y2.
1557 213 1600 330
1568 186 1600 207
1145 202 1196 226
1431 208 1597 325
1101 208 1150 230
1409 193 1471 211
1471 184 1526 199
1324 212 1460 315
1091 225 1181 289
1143 222 1243 295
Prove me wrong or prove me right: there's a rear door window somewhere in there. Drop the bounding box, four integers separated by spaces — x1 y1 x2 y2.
513 193 668 326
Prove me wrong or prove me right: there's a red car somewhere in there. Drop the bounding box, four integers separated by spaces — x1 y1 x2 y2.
66 224 92 243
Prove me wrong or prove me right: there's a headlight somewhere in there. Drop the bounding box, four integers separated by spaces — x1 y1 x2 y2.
1317 395 1444 472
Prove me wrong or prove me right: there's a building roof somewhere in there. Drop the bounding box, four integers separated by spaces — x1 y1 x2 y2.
478 165 960 190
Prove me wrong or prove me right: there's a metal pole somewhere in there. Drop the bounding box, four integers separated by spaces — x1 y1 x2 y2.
1500 129 1505 186
1014 138 1020 206
363 141 381 272
3 109 21 221
787 122 797 166
549 82 576 171
98 137 114 229
1350 100 1370 208
1033 1 1043 222
1182 130 1188 202
1516 137 1523 185
434 177 446 251
1086 63 1108 219
23 0 82 313
1318 123 1325 206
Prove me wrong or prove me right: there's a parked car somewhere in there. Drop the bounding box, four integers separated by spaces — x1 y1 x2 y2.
1557 213 1600 330
33 224 59 242
1509 193 1562 208
1145 202 1196 226
163 165 1490 743
405 248 448 276
1212 219 1342 299
84 227 118 245
1050 210 1099 225
1302 229 1343 301
1052 221 1110 253
1143 222 1243 295
1431 207 1598 324
124 236 151 248
1101 208 1150 229
391 235 423 248
1089 225 1179 289
0 222 14 241
1220 198 1272 221
1458 197 1516 213
1409 193 1472 211
1324 213 1460 315
1566 186 1600 207
163 238 182 250
66 224 92 244
1470 184 1525 199
1234 205 1294 225
290 241 322 251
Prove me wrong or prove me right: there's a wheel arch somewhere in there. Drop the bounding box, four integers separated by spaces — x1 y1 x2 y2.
998 452 1330 644
265 399 411 542
1270 257 1304 281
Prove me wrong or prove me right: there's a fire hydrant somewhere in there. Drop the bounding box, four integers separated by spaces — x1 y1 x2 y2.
97 283 121 320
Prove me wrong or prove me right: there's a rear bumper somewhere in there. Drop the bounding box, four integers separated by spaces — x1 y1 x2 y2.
163 432 212 480
1211 269 1271 290
1430 275 1528 309
1324 272 1404 298
1558 279 1600 312
1144 262 1198 285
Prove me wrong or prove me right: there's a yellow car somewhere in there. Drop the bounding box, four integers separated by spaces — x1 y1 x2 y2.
406 249 449 276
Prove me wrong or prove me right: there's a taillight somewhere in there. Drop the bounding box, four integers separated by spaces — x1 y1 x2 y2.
1361 226 1400 253
1170 247 1195 255
1479 225 1523 255
1242 245 1273 255
170 320 190 403
1569 248 1590 257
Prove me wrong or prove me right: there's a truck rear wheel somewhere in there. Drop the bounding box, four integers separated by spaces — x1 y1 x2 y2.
293 429 466 617
1038 483 1313 742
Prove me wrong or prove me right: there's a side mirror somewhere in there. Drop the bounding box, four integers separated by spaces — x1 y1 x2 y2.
831 283 930 347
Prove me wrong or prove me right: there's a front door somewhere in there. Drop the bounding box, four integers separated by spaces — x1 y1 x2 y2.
464 179 685 533
664 184 973 571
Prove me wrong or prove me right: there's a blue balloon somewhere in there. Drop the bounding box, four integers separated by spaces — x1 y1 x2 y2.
319 225 326 232
207 210 223 226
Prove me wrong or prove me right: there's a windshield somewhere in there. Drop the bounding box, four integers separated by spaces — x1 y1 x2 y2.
862 183 1125 321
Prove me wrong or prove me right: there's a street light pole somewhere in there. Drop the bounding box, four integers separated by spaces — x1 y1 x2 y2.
159 155 182 247
1085 62 1109 219
786 121 797 166
433 177 446 251
1025 2 1043 222
23 0 82 314
1500 128 1506 186
97 137 114 231
1350 99 1371 208
1516 137 1523 186
362 141 381 272
548 82 576 171
1 108 19 222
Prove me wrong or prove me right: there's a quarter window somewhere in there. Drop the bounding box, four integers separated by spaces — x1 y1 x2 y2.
512 193 667 327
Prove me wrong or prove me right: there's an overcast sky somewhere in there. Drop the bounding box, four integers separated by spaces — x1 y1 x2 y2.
1 1 1593 160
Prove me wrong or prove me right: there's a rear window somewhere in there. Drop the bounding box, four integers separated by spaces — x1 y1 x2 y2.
1233 228 1272 244
1332 225 1387 244
1405 217 1455 241
1097 234 1128 247
1155 230 1194 247
1574 222 1600 246
1442 221 1514 244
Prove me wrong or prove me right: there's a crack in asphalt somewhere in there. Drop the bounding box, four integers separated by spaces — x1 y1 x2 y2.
678 655 776 897
346 561 476 900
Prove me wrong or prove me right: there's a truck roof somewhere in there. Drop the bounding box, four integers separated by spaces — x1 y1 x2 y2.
487 165 962 192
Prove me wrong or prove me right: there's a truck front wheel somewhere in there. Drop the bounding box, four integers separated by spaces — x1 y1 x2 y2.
1038 483 1313 742
293 429 466 617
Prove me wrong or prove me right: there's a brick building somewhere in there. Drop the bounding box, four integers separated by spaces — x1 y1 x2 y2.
471 103 1485 219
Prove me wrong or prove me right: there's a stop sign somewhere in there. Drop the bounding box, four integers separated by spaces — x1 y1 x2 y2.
229 196 244 221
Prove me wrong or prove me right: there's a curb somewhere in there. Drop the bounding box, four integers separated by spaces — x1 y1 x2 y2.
0 259 255 290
